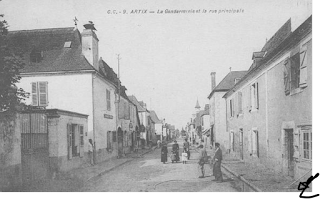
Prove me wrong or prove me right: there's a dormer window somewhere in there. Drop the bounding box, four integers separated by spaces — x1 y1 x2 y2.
234 78 241 84
30 48 43 63
64 41 72 48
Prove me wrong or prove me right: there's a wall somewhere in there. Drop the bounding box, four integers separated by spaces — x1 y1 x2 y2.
213 91 228 153
226 34 312 179
48 112 88 172
17 73 93 137
92 74 117 163
0 114 22 191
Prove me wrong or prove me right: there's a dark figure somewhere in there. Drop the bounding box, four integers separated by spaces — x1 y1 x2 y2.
183 138 190 160
212 142 223 182
172 140 180 161
161 144 168 164
198 144 207 178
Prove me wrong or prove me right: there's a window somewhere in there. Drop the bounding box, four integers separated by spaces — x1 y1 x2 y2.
106 89 111 111
250 82 259 111
30 48 43 63
290 53 300 90
248 129 259 157
252 130 259 157
31 82 48 106
284 44 309 95
230 131 234 151
302 128 312 160
80 125 84 146
230 98 235 117
234 78 241 84
238 91 243 115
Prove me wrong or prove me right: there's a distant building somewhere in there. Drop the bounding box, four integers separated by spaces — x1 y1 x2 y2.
207 71 247 153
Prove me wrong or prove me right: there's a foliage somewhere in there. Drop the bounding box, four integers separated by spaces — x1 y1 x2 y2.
0 12 29 114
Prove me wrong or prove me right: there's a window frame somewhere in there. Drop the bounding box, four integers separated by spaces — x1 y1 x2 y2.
31 81 48 107
106 89 111 111
301 127 312 161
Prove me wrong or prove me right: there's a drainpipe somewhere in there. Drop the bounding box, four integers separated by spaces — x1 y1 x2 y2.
92 73 96 164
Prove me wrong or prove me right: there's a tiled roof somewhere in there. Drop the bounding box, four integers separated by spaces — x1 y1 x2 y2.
224 15 312 99
149 110 162 123
208 71 247 99
128 95 147 112
7 27 95 73
100 59 119 86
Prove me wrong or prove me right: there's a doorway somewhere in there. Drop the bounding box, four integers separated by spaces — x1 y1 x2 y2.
284 129 294 177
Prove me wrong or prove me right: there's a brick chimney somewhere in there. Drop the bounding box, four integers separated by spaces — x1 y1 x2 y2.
211 72 216 91
81 21 99 71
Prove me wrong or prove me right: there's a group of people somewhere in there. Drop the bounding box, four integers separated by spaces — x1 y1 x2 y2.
159 138 223 183
198 142 223 182
160 139 191 164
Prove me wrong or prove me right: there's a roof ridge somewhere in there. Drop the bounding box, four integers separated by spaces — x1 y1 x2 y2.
9 27 75 33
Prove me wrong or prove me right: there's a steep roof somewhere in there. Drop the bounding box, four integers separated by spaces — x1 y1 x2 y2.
149 110 162 123
195 100 200 109
128 95 147 112
224 15 312 99
208 71 247 99
7 27 95 73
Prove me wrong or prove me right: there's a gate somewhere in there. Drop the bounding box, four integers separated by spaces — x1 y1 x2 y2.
20 113 49 183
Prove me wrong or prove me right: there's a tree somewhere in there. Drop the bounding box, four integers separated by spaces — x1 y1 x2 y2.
0 11 29 114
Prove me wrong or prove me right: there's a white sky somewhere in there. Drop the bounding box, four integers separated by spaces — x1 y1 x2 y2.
1 0 312 129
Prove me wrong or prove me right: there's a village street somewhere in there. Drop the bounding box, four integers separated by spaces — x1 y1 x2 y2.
80 138 238 192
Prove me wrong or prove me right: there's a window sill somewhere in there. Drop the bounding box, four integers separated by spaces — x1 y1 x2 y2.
290 88 303 96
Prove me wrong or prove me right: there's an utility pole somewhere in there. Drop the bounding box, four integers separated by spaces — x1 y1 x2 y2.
116 54 121 158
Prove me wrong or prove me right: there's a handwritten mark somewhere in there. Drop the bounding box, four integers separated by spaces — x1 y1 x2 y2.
298 173 319 198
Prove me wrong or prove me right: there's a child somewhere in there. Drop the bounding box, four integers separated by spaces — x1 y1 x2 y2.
182 149 188 164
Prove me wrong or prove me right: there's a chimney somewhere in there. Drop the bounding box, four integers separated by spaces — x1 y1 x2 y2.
81 21 99 71
211 72 216 91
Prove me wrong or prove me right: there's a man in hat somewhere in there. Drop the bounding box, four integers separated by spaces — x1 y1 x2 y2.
172 140 180 161
212 142 223 182
198 144 207 178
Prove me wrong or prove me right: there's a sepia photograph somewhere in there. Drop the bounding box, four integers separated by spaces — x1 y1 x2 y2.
0 0 316 196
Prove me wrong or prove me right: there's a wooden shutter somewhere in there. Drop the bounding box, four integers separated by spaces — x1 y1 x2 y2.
293 129 300 159
255 83 259 109
238 92 242 114
79 125 84 157
299 45 308 88
249 86 252 111
39 82 48 106
67 124 72 160
31 82 38 106
283 58 291 95
248 130 252 154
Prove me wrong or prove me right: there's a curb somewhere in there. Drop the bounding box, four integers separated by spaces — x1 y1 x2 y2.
221 163 262 192
86 148 153 182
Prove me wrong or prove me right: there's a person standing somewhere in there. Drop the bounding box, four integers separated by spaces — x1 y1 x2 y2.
161 143 168 164
157 140 161 148
88 139 94 166
198 145 207 178
172 140 180 161
181 149 188 164
183 138 190 160
212 142 223 182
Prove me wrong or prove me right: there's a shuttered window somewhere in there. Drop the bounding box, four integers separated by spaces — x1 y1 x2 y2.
290 53 300 90
299 45 308 88
31 82 48 106
284 58 290 95
238 91 243 114
106 89 111 111
250 82 259 111
302 128 312 160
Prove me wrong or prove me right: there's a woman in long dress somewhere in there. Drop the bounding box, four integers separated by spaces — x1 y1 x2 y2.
161 143 168 164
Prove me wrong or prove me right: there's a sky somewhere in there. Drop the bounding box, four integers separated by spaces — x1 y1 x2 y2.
1 0 312 129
